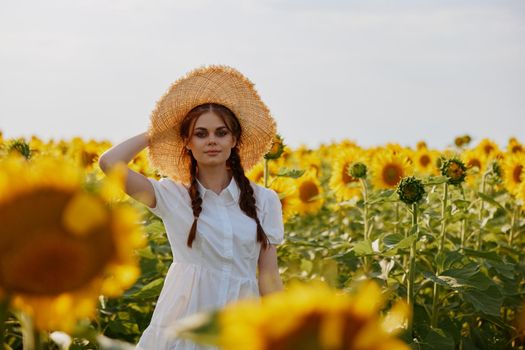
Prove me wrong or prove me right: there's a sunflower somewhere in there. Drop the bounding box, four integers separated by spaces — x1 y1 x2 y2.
416 141 427 150
461 148 486 187
501 153 525 195
268 177 300 222
246 162 265 184
264 134 285 160
475 138 500 160
328 148 363 202
413 148 439 176
295 171 324 215
0 156 145 331
507 137 524 154
370 150 413 189
299 152 323 178
215 281 410 350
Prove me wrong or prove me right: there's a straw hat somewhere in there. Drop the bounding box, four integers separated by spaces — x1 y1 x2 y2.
147 65 277 185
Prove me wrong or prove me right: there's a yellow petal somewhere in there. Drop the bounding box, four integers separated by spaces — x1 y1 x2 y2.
382 300 410 334
62 192 108 236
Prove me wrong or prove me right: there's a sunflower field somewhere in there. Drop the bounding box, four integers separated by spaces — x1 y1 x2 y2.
0 130 524 350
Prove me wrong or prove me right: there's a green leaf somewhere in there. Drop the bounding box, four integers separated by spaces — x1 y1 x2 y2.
145 220 166 234
383 233 404 248
136 246 157 259
477 192 508 213
353 240 373 256
176 310 221 346
329 251 359 270
275 168 305 178
440 264 494 290
300 259 314 274
423 328 455 350
423 176 449 186
130 278 164 299
462 286 503 317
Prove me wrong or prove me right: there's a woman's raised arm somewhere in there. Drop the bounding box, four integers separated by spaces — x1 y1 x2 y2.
98 132 156 208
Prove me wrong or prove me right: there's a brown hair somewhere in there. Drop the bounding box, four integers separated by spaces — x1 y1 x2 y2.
179 103 271 250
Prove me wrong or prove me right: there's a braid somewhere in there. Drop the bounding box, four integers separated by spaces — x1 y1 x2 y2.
229 148 270 250
187 156 202 248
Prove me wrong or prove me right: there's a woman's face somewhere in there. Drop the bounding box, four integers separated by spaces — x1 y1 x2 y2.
186 111 237 168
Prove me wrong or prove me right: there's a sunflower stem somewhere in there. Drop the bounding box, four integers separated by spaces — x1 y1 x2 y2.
0 294 10 349
394 202 399 235
360 178 371 273
33 328 43 350
431 182 448 328
407 202 418 337
263 159 269 188
19 311 44 350
508 204 519 246
460 185 467 251
476 172 487 250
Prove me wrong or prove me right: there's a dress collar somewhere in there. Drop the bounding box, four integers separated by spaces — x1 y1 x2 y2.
196 176 240 203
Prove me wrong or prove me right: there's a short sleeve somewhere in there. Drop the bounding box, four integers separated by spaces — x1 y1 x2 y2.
260 189 285 245
146 177 172 218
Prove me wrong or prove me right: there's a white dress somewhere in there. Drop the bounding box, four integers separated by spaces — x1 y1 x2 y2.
135 176 284 350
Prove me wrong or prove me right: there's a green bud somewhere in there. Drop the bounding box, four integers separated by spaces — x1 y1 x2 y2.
349 162 367 179
397 176 425 205
264 134 285 160
8 139 32 159
440 158 467 185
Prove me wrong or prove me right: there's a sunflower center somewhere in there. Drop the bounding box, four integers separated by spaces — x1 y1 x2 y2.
513 165 523 183
419 155 431 167
255 170 264 183
342 163 358 184
511 145 522 153
299 181 319 203
264 310 367 350
447 162 464 180
81 151 98 167
0 188 116 295
468 159 481 169
483 144 494 155
382 164 403 187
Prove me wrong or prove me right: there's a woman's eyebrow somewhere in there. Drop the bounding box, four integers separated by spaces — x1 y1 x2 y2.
194 126 228 131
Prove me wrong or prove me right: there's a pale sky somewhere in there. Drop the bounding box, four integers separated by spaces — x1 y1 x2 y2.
1 0 524 150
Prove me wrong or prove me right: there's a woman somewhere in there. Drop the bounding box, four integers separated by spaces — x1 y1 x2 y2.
98 66 284 349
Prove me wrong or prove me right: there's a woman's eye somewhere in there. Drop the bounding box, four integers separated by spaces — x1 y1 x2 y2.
195 132 207 138
217 130 228 137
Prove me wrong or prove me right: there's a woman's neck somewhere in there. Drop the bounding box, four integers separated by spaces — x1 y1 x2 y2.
197 166 233 195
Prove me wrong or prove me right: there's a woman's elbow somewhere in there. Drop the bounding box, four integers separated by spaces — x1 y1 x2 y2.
98 153 110 173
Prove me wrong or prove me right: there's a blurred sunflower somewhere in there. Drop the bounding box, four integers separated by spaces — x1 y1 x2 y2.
216 280 410 350
268 177 300 222
328 148 363 202
461 148 486 186
502 153 525 195
246 162 265 184
300 152 323 178
517 182 525 210
370 150 413 189
416 141 427 150
413 148 439 176
295 171 324 215
507 137 524 154
475 138 500 160
0 156 145 331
